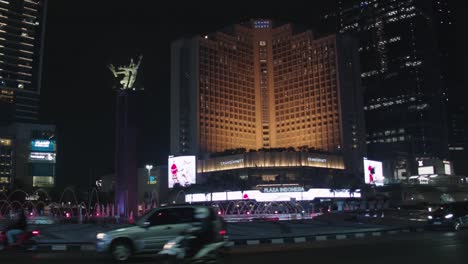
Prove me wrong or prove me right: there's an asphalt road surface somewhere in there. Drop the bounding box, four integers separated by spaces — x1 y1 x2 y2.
1 230 467 264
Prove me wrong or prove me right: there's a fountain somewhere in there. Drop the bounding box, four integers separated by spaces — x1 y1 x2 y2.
0 187 124 224
1 185 311 225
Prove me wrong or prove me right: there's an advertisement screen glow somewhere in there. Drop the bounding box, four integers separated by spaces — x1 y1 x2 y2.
418 166 435 175
168 156 196 188
31 140 56 152
185 188 361 202
29 152 56 162
444 164 452 175
363 158 384 186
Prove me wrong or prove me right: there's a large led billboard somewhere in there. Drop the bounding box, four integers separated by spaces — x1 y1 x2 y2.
31 140 56 152
363 158 384 186
185 188 361 202
168 156 196 188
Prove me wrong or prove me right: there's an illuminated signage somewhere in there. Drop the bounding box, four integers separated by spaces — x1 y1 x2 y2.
34 141 50 147
148 176 157 185
31 140 56 152
32 176 54 187
29 152 56 162
444 164 452 175
418 166 434 175
254 20 270 28
168 155 196 188
220 159 244 166
363 158 384 186
307 157 327 163
186 188 361 202
262 187 305 193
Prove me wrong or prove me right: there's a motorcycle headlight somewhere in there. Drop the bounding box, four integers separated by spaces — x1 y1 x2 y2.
427 215 433 219
445 214 454 219
163 241 176 250
96 233 107 240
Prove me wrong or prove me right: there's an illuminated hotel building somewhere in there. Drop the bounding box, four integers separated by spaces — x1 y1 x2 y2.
171 19 365 187
0 0 47 123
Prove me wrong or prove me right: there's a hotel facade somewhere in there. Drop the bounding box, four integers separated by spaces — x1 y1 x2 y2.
170 19 366 189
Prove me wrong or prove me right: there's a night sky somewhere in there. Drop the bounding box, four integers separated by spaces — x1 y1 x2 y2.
40 1 464 190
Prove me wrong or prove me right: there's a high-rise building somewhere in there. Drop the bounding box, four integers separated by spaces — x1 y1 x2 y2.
0 122 56 191
320 0 451 179
0 0 47 124
0 135 13 190
171 19 366 186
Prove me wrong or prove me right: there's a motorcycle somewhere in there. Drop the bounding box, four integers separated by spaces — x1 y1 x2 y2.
158 227 228 264
0 229 40 251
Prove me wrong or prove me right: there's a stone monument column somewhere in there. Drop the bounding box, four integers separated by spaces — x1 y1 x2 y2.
108 56 143 217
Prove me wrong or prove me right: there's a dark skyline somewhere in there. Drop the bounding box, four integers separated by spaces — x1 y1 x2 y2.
40 1 464 189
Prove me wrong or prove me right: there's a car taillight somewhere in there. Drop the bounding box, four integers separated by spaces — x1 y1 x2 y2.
219 230 227 236
32 230 40 236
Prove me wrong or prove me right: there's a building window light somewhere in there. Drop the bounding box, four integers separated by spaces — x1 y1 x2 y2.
405 61 422 67
388 36 401 43
361 70 379 78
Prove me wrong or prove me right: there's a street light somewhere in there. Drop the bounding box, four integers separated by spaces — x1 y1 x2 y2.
145 164 153 184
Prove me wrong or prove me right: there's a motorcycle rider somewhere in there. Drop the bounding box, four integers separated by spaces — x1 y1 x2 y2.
185 207 215 258
6 209 27 246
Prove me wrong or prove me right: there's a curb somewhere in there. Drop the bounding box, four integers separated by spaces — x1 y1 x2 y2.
32 226 426 252
33 243 96 252
229 226 425 247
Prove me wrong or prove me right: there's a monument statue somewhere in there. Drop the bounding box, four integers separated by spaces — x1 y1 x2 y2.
108 55 143 90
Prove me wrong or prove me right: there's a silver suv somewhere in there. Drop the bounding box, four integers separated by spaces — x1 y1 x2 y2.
96 205 226 261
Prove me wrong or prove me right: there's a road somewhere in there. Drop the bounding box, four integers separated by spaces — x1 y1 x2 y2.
1 230 467 264
23 219 392 243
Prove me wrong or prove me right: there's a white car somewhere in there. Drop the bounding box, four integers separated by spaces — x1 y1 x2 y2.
95 205 226 262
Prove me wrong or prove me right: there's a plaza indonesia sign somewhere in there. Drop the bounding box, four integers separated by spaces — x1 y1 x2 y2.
262 186 305 193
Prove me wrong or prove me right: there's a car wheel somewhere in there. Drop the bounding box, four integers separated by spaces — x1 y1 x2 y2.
111 240 132 262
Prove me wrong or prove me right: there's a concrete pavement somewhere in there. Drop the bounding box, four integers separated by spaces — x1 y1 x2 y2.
1 229 467 264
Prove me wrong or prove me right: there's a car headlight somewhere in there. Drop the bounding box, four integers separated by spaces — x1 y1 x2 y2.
163 241 176 250
96 233 107 240
445 214 454 219
427 215 433 219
